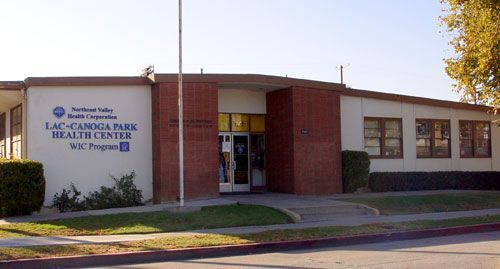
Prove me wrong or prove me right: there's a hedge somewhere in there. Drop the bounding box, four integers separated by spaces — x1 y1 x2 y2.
342 150 370 193
0 159 45 217
369 171 500 192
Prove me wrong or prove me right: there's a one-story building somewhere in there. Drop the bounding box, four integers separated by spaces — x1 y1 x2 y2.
0 74 498 205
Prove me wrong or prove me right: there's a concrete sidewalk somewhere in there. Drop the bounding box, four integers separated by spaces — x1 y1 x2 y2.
223 192 379 222
1 208 499 248
2 190 494 225
222 190 500 222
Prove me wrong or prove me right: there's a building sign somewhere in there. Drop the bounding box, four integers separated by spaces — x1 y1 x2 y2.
44 106 138 152
168 119 215 128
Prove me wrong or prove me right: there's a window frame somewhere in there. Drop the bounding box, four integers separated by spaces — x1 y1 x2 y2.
10 104 22 159
415 119 451 158
363 117 403 159
459 120 492 158
217 113 231 132
0 113 5 158
218 113 266 134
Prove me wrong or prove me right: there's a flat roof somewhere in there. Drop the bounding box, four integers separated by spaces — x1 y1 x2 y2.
0 81 25 90
153 73 345 92
0 73 492 112
343 87 491 112
24 76 152 87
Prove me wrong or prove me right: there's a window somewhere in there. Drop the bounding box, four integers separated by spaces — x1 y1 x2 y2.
364 118 402 158
218 113 230 132
416 119 451 158
231 114 249 132
0 113 5 158
10 105 22 159
218 113 265 133
250 115 265 133
460 120 491 158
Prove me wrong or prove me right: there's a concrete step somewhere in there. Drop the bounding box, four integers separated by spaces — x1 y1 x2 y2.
287 203 379 222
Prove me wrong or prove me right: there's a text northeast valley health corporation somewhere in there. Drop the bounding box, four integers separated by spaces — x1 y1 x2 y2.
45 122 138 140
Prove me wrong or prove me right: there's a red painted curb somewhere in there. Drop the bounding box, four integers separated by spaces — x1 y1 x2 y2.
1 222 499 269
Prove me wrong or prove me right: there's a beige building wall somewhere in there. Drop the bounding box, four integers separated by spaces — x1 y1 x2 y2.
26 86 153 205
218 88 266 114
340 95 500 172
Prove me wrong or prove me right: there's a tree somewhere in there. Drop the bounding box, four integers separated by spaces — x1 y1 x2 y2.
440 0 499 114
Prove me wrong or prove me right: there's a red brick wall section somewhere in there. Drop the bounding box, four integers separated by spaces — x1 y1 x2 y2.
292 86 342 195
152 84 161 202
152 82 219 203
266 88 295 193
265 87 342 195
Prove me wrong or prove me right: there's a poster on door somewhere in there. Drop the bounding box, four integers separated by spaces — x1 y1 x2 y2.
222 142 231 152
235 143 246 154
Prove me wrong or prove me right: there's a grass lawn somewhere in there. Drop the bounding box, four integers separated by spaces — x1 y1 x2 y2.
0 214 499 261
0 204 292 238
338 192 500 215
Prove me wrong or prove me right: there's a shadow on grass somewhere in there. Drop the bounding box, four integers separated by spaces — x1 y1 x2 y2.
0 227 43 237
1 217 499 263
0 204 293 238
0 241 166 261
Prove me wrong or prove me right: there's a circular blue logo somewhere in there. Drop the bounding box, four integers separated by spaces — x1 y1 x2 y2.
53 106 65 118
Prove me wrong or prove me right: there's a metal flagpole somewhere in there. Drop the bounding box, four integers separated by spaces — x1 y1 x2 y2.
178 0 185 207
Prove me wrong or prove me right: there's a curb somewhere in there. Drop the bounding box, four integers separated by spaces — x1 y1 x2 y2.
236 202 301 223
272 207 302 223
1 222 499 269
356 203 380 215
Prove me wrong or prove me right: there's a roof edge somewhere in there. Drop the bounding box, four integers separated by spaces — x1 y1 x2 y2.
152 73 346 92
2 74 493 113
0 81 25 90
343 88 492 112
24 76 153 87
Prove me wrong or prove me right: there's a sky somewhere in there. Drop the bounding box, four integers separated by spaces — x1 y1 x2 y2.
0 0 458 101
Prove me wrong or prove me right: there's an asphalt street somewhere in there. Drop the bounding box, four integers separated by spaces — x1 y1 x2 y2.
88 231 500 269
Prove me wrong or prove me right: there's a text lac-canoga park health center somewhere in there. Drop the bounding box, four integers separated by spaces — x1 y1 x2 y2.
0 74 498 205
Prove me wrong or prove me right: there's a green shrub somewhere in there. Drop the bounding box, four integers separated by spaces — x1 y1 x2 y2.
51 183 84 212
0 159 45 217
52 171 143 212
342 150 371 193
369 171 500 192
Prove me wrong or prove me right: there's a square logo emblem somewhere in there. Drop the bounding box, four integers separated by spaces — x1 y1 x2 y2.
119 142 130 152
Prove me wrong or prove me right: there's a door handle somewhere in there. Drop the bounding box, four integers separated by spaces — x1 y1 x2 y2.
232 161 236 170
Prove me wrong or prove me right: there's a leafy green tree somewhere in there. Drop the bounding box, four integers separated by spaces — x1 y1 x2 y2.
440 0 499 114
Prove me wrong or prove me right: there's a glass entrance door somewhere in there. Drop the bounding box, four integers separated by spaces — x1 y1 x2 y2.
218 134 232 192
232 134 250 192
250 134 266 191
218 133 250 192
